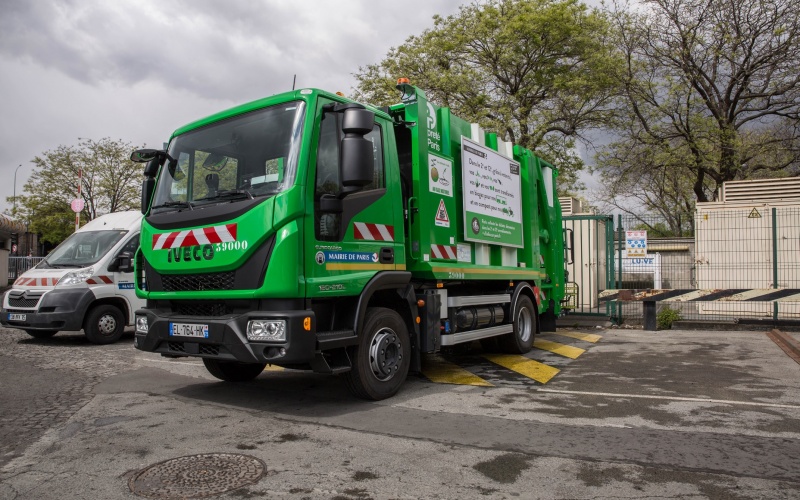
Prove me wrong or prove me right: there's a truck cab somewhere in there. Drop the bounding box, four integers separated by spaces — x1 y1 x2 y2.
132 84 565 399
1 211 143 344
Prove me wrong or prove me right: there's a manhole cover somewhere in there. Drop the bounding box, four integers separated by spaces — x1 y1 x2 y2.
129 453 266 498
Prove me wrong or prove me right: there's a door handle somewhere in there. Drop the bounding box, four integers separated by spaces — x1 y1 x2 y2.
380 247 394 264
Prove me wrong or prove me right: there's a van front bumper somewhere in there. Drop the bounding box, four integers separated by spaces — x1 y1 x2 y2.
0 288 96 332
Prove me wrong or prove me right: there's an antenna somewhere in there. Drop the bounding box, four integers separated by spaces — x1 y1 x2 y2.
292 74 296 91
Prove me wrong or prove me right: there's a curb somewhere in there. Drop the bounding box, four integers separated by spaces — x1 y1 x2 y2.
766 329 800 365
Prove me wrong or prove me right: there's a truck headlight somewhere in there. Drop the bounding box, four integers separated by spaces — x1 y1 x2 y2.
58 267 94 286
247 319 286 341
135 314 149 333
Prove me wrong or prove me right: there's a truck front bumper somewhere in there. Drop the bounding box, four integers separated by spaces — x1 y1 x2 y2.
133 308 317 365
1 288 95 332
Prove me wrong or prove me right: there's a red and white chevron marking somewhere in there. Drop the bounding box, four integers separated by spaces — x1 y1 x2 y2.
14 277 59 287
152 223 237 250
430 244 457 260
86 275 114 285
353 222 394 242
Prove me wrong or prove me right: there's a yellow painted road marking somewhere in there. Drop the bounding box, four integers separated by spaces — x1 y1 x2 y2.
533 339 586 359
483 354 560 384
422 356 494 386
264 365 284 372
553 331 603 343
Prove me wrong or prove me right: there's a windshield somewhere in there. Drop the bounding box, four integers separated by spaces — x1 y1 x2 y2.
151 101 306 211
43 230 128 268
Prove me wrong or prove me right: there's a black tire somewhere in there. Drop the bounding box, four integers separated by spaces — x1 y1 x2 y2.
84 305 125 344
499 295 537 354
203 358 266 382
23 329 58 339
346 307 411 401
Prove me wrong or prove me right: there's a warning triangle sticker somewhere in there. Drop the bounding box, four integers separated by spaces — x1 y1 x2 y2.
748 207 761 218
435 199 450 227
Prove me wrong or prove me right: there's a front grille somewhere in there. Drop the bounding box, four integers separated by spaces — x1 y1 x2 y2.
162 272 235 292
168 342 185 352
175 303 231 317
8 297 40 308
199 344 219 356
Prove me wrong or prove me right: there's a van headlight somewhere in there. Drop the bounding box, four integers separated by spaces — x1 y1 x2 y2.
247 319 286 341
58 267 94 286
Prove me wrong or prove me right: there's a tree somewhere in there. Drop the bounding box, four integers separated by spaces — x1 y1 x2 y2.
8 138 143 245
596 0 800 219
353 0 622 194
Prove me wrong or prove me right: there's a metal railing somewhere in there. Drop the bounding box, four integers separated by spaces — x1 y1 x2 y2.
566 207 800 324
8 256 45 282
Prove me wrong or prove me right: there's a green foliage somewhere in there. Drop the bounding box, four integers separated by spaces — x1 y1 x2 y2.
656 306 681 330
7 138 143 245
596 0 800 214
353 0 623 194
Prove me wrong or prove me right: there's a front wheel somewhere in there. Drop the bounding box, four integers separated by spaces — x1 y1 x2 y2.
346 307 410 401
84 305 125 344
203 359 266 382
499 295 537 354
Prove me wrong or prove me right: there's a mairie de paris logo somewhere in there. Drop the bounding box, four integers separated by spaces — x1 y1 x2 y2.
315 251 325 265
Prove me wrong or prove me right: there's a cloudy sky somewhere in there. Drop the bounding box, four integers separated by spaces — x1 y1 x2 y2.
0 0 465 213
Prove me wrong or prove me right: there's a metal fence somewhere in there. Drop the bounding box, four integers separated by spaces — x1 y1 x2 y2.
8 256 45 282
566 207 800 324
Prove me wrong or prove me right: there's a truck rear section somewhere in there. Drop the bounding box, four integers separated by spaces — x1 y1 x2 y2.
133 82 565 399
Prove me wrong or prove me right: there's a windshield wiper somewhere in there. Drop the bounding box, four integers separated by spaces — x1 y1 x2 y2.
151 200 194 210
215 189 254 200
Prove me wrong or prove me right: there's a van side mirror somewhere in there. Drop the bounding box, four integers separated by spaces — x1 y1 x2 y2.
340 108 375 189
108 252 134 273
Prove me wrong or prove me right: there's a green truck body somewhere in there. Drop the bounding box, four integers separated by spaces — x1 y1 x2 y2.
132 82 566 399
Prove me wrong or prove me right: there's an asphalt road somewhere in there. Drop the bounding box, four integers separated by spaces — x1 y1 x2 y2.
0 325 798 499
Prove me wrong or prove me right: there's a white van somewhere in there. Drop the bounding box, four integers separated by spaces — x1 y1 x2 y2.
1 211 143 344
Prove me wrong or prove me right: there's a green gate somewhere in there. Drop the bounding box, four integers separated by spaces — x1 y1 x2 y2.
562 215 615 315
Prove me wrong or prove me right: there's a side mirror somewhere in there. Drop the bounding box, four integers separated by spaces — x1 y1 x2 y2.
108 252 133 273
130 149 161 163
340 108 375 189
143 158 160 177
141 178 156 214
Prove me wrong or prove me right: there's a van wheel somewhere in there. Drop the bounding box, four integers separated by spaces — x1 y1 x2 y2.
24 330 58 339
84 305 125 344
346 307 410 401
499 295 537 354
203 359 266 382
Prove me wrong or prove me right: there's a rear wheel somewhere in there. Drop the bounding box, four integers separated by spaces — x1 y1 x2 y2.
23 329 58 339
499 295 537 354
346 307 410 401
203 359 266 382
84 305 125 344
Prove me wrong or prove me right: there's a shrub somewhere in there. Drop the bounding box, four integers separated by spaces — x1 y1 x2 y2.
656 306 681 330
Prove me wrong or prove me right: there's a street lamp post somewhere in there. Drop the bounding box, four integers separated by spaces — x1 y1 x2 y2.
13 164 22 213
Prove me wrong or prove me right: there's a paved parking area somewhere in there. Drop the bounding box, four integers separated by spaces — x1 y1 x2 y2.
1 326 799 499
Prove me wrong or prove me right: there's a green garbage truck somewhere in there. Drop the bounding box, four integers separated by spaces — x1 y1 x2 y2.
131 79 566 400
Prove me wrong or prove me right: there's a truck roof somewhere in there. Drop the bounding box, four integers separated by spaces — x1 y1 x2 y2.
170 88 390 139
78 211 142 233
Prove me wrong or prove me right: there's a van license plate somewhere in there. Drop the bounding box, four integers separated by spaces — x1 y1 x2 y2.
8 313 26 321
169 322 209 338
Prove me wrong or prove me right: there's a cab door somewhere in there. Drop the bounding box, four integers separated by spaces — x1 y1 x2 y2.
304 98 404 301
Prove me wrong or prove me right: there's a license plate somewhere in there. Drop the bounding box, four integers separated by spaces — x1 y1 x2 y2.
169 322 209 338
8 313 26 321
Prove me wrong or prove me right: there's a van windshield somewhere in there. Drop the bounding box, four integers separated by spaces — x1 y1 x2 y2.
42 231 128 268
151 101 306 212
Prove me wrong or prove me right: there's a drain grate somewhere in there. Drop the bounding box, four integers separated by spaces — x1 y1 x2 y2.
129 453 266 498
